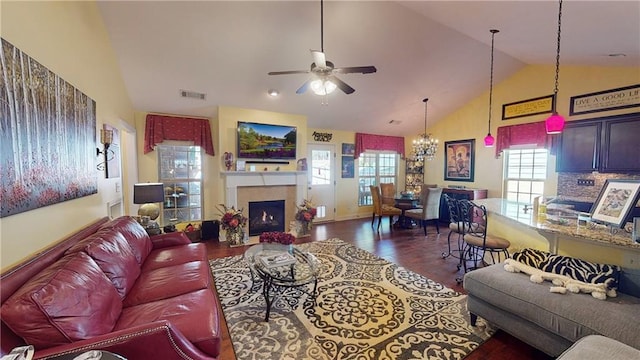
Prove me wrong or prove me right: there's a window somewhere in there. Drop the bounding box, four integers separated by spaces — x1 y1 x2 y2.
358 152 398 206
504 148 548 205
158 145 203 222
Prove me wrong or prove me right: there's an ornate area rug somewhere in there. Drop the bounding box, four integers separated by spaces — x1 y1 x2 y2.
210 238 494 360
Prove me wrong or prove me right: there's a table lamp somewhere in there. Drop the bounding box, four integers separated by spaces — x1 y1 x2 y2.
133 183 165 221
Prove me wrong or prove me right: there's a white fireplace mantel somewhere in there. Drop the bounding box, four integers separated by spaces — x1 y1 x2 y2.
221 171 307 208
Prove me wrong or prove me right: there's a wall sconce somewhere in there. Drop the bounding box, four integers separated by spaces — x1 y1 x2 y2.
96 129 114 177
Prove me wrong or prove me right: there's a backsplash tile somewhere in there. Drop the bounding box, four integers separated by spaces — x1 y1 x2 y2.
557 173 640 202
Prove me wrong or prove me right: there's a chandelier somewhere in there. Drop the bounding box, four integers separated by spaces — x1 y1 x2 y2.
412 98 438 162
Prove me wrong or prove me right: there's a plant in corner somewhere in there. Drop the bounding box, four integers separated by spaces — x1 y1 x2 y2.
217 204 247 245
295 199 317 235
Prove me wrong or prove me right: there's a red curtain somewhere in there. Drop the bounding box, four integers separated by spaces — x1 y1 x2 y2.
355 133 406 159
495 121 554 157
144 114 215 155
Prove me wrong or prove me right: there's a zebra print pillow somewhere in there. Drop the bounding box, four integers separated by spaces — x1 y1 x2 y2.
511 248 621 290
541 254 620 290
511 248 549 268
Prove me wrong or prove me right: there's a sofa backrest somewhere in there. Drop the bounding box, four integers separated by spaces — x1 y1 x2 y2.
0 217 110 355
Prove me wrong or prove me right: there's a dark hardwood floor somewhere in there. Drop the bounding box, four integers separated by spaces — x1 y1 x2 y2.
204 218 553 360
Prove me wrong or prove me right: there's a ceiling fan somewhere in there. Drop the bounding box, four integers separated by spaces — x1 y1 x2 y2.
267 0 377 95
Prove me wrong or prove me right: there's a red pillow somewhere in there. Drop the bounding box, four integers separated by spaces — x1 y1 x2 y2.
0 252 122 348
67 229 141 298
100 217 152 265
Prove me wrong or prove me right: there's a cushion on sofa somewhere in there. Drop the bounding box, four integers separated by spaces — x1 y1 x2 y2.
116 289 221 357
142 243 208 271
0 252 122 348
100 216 153 265
66 229 141 298
123 261 211 307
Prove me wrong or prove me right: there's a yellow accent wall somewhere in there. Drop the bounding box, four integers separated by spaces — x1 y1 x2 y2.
417 64 640 197
1 1 134 270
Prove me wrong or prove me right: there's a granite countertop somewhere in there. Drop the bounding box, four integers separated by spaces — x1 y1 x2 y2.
474 198 640 251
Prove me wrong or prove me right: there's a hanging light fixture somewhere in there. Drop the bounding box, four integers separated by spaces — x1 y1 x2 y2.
484 29 499 147
412 98 439 162
545 0 565 134
310 77 337 96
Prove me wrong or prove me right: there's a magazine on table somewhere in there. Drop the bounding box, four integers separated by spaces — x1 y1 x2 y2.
259 250 296 268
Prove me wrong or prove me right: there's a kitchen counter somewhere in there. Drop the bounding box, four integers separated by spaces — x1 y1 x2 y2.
474 198 640 253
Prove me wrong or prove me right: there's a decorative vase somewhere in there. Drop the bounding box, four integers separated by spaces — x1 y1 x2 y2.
226 228 244 246
288 244 294 254
293 220 312 237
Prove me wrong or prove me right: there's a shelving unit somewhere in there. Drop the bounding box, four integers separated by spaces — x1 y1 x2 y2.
405 158 424 195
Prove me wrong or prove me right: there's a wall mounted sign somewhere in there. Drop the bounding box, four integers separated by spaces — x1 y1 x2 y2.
570 84 640 116
502 95 554 120
312 131 333 142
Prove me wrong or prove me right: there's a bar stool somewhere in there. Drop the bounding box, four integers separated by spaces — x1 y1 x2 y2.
442 194 465 263
455 201 511 284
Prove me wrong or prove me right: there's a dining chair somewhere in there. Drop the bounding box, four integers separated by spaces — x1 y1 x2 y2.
379 183 396 206
370 185 402 231
455 200 511 284
404 187 443 236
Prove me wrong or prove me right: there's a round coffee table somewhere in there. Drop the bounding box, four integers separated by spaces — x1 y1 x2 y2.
244 243 320 321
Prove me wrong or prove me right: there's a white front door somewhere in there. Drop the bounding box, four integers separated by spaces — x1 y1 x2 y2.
307 144 336 222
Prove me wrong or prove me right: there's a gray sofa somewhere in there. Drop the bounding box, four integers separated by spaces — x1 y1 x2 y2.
464 263 640 357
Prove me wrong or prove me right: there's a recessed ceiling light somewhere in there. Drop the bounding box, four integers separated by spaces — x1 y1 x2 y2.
268 89 279 97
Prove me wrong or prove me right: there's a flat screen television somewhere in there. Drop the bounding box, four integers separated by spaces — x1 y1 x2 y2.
237 121 297 160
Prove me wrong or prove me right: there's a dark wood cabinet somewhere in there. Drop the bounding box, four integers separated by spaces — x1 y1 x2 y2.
439 188 488 223
556 113 640 173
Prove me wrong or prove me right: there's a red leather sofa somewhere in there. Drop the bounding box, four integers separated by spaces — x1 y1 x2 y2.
1 216 221 360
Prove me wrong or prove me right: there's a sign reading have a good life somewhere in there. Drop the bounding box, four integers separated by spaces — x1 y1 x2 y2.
570 84 640 115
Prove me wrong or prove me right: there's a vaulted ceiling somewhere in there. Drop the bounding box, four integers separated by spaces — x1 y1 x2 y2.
97 1 640 137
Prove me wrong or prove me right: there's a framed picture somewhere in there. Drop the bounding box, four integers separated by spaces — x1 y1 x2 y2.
341 156 354 178
444 139 475 182
342 143 355 155
590 179 640 228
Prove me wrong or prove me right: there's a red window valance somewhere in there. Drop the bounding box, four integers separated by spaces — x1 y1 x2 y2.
354 133 406 159
144 114 215 155
495 121 553 157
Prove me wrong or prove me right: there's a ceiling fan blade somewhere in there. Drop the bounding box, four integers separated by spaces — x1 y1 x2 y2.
328 75 355 94
333 66 377 74
311 50 327 68
268 70 309 75
296 79 311 94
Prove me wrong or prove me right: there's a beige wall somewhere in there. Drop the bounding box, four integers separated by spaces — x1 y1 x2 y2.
415 64 640 198
0 1 134 270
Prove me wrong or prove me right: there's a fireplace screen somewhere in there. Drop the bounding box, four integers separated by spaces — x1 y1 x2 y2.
248 200 285 236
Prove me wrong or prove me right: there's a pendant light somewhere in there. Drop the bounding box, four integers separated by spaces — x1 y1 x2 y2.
412 98 438 162
484 29 499 147
545 0 565 134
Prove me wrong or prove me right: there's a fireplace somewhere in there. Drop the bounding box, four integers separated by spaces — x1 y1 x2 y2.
221 171 307 240
248 200 285 236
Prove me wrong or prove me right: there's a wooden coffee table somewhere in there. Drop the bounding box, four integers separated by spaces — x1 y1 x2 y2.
244 243 320 321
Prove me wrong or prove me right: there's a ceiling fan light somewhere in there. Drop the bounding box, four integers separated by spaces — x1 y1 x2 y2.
310 78 336 96
484 133 495 147
545 112 565 134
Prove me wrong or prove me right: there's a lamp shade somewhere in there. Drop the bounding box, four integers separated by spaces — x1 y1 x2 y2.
545 113 565 134
484 133 495 147
133 183 165 204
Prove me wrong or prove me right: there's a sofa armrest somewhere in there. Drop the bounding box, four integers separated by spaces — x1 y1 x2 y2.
150 232 192 249
34 321 216 360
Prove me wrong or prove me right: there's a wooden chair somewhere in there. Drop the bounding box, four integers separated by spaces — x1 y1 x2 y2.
405 187 443 236
379 182 396 206
456 200 511 284
370 185 402 231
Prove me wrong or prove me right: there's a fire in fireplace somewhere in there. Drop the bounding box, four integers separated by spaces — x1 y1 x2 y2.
248 200 285 236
